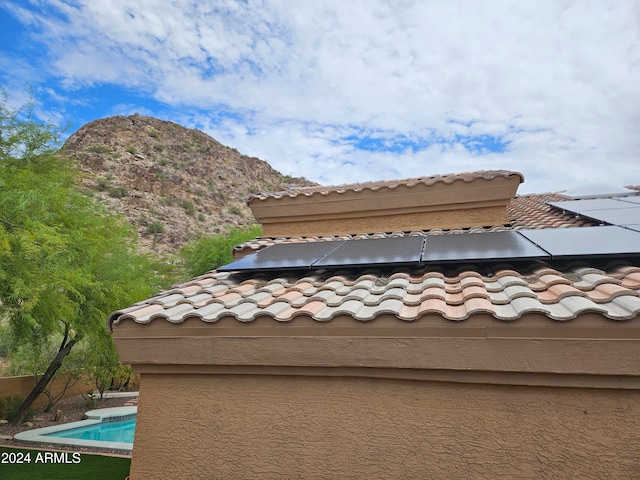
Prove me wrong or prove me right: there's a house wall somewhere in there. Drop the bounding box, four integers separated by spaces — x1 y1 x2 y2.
129 373 640 480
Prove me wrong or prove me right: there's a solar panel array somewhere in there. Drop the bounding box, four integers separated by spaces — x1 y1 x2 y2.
548 197 640 228
218 226 640 273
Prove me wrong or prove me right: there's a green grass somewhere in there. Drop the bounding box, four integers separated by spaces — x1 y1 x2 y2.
0 447 130 480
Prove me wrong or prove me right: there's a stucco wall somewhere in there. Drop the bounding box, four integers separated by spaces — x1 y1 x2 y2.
0 375 95 409
129 373 640 480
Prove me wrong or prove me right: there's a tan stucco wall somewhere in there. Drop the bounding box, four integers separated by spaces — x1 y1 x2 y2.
0 375 95 410
129 373 640 480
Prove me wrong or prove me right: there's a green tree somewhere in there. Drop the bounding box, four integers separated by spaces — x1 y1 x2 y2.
180 225 261 277
0 94 170 425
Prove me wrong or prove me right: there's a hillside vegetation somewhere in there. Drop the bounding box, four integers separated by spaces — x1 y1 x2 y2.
60 115 316 253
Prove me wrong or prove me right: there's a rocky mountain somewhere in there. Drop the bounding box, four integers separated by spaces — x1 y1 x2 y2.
60 115 315 254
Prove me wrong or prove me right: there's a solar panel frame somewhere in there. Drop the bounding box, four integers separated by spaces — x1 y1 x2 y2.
617 196 640 205
548 198 639 212
573 207 640 227
217 240 344 272
420 231 550 264
312 235 425 268
518 226 640 259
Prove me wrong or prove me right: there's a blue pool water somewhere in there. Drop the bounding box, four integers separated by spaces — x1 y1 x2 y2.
44 418 136 444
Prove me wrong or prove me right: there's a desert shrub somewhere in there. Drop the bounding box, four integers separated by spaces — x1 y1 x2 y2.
228 205 242 216
88 145 110 154
147 221 165 234
0 396 34 422
181 199 196 216
108 186 129 198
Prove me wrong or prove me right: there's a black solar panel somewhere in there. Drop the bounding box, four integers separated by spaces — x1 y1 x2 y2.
217 241 344 272
577 207 640 226
519 226 640 259
312 236 425 268
619 197 640 205
218 226 640 273
548 198 639 212
421 231 550 264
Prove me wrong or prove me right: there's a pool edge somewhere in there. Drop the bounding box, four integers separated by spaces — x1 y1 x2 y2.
13 406 136 452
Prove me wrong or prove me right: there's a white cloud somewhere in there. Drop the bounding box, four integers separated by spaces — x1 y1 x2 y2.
3 0 639 193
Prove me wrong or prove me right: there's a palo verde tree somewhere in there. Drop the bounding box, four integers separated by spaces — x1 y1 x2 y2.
0 94 166 425
180 225 262 277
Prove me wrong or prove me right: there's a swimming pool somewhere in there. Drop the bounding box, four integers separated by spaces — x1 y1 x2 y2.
14 406 136 451
44 417 136 443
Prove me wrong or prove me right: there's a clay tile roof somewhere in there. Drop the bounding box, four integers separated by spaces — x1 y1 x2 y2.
249 170 524 201
108 261 640 329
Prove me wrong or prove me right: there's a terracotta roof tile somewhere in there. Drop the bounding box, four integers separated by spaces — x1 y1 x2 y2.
586 283 639 303
536 284 587 304
250 170 524 201
108 261 640 329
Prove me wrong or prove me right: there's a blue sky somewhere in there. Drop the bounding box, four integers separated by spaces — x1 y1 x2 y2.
1 1 638 194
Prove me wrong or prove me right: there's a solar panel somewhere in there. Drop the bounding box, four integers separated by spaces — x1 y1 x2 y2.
576 207 640 227
421 231 550 264
564 184 634 199
548 198 638 212
519 226 640 259
217 241 344 272
618 196 640 205
312 236 425 268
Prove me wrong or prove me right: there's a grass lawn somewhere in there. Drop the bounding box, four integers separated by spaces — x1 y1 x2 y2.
0 446 130 480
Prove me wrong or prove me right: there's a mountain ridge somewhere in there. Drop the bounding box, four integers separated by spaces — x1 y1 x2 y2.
59 114 316 253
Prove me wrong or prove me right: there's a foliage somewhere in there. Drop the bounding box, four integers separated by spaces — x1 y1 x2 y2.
79 330 122 399
107 186 129 198
181 199 196 215
0 92 64 161
0 319 13 358
6 338 88 412
147 220 165 234
0 93 175 424
228 205 243 216
87 145 110 154
0 396 33 422
180 225 261 277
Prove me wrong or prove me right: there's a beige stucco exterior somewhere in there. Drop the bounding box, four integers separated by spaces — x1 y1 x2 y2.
0 375 95 409
129 373 639 480
112 315 640 479
249 174 522 237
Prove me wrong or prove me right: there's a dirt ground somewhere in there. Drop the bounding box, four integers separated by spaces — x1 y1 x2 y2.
0 393 134 457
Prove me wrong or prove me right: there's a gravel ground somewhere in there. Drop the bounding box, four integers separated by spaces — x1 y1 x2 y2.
0 393 134 457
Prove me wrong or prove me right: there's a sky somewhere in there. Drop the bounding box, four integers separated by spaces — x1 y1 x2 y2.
0 0 638 194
